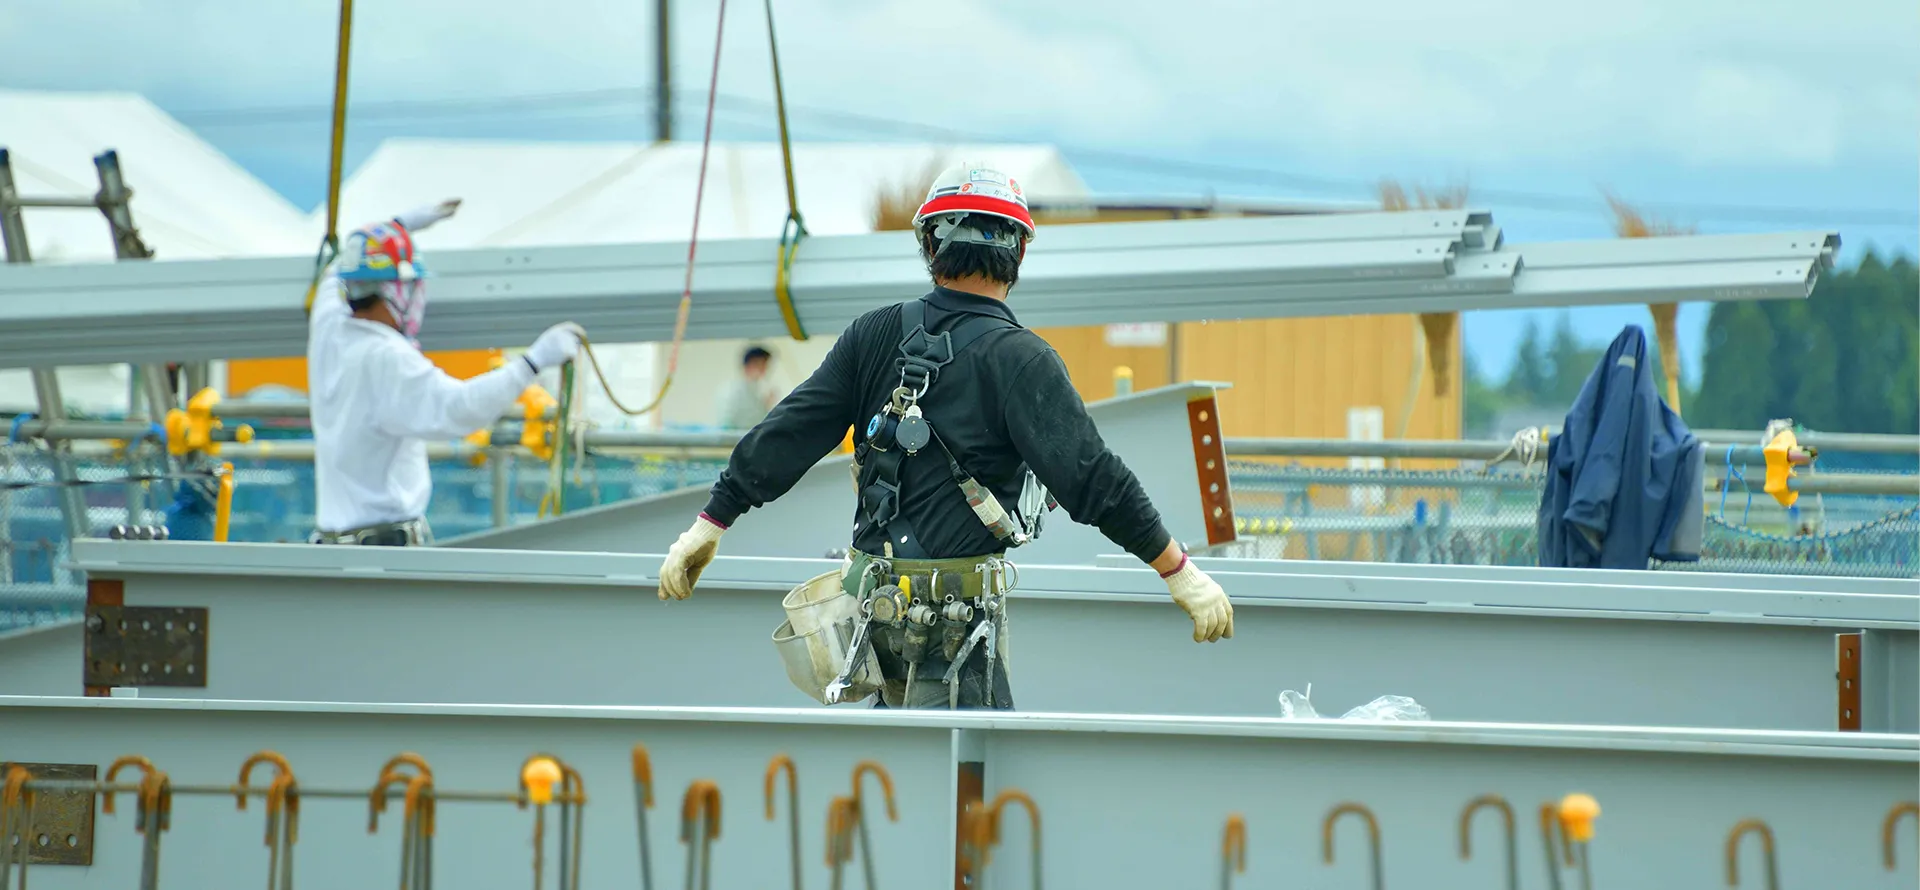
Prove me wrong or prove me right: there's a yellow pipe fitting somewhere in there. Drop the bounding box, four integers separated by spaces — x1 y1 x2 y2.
213 462 235 543
164 387 252 457
518 385 558 462
522 757 562 806
1763 429 1803 508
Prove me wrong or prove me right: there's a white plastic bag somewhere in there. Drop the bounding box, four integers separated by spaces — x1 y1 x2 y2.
1277 685 1430 721
1339 695 1430 722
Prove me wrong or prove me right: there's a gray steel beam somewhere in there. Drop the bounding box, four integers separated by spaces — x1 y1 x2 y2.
0 212 1839 369
441 382 1239 560
0 696 1911 889
15 540 1915 733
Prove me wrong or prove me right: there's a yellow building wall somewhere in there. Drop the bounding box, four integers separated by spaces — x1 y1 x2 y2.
227 349 503 396
1026 207 1463 449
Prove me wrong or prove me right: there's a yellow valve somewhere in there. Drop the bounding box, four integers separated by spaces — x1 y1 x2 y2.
522 757 562 805
517 385 558 462
464 428 492 467
1558 793 1600 843
1762 429 1802 509
165 387 252 457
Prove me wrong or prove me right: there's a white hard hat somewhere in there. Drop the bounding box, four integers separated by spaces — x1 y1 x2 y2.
911 164 1036 243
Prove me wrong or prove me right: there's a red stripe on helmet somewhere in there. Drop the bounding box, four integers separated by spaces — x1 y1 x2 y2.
914 194 1035 235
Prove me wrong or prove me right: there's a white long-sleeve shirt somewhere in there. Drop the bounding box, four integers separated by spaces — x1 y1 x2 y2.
307 270 533 533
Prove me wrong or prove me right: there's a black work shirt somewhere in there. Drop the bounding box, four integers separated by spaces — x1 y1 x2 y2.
702 286 1172 563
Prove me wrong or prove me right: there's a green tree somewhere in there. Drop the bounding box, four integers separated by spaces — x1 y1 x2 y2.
1504 318 1551 406
1694 253 1918 434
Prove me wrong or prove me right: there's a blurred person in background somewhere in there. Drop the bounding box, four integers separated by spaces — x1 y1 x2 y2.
716 345 778 430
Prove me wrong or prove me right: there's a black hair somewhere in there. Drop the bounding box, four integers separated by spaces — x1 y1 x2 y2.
919 215 1023 288
345 280 383 313
743 346 773 365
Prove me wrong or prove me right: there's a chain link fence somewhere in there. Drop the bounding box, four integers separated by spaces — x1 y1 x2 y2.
6 446 1916 630
1223 460 1919 578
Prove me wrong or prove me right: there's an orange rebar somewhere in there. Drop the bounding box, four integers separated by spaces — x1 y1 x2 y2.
825 795 858 868
680 781 722 842
369 761 430 834
1725 819 1778 889
379 753 434 781
103 755 157 815
850 761 897 822
270 772 301 844
1884 802 1917 872
1539 802 1575 867
402 773 437 838
1323 802 1383 890
1223 813 1248 873
234 751 294 809
1459 795 1513 860
765 755 797 821
984 789 1042 861
631 745 656 808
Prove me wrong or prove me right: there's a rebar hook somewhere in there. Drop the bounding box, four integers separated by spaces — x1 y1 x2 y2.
1322 802 1383 890
1886 802 1920 872
848 761 897 890
632 744 656 890
1221 814 1247 890
764 755 803 890
981 789 1043 890
680 780 722 890
1459 795 1517 890
1725 819 1779 890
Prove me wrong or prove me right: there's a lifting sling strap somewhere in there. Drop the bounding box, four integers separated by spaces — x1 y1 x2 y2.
855 299 1048 559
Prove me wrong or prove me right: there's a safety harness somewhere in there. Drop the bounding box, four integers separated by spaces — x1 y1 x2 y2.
854 298 1054 560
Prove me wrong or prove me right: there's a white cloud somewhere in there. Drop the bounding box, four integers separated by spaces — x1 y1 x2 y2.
1 0 1912 172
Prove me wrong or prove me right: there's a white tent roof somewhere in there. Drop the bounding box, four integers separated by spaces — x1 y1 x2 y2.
0 89 313 262
316 139 1090 249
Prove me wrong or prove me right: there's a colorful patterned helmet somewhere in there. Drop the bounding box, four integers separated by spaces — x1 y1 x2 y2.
337 220 428 282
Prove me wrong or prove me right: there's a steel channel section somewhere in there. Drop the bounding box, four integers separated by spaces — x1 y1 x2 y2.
0 697 1912 889
0 212 1839 369
15 542 1915 733
442 382 1228 559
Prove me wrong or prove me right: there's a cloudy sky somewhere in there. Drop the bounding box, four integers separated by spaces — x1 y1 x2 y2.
4 0 1915 382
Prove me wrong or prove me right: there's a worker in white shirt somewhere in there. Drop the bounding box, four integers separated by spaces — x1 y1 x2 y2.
307 199 585 546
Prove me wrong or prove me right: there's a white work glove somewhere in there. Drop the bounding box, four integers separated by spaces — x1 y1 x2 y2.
525 322 586 372
1163 556 1234 642
394 198 462 232
658 515 726 601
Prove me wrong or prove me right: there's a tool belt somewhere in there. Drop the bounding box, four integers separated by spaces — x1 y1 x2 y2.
309 517 432 547
769 549 1014 709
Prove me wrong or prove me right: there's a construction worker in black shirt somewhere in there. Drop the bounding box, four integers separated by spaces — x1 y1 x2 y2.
656 164 1234 710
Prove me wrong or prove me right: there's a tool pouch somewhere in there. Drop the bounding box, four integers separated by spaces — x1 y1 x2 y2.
769 570 884 705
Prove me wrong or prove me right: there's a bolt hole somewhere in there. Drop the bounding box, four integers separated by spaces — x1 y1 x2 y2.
165 620 174 631
1845 709 1854 718
1212 506 1224 518
117 620 127 631
1206 460 1217 470
66 834 78 848
1210 483 1220 494
141 620 150 631
187 664 197 675
1198 410 1210 423
1844 679 1852 689
188 621 198 632
36 834 49 848
1202 435 1213 446
164 664 174 675
118 662 127 673
140 663 150 674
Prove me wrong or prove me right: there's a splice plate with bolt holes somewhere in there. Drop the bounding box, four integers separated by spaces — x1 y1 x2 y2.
0 762 97 866
83 605 208 688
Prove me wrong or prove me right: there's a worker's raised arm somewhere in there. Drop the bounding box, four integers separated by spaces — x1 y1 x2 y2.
1003 346 1233 643
368 322 583 441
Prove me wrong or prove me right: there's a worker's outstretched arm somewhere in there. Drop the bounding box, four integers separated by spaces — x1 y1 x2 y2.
1004 347 1233 642
369 322 583 441
658 319 868 601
